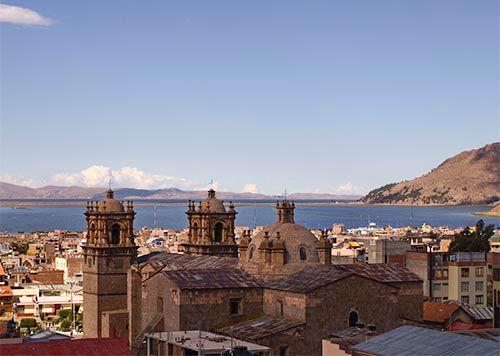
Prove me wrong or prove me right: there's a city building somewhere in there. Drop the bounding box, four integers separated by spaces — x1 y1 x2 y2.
406 251 488 306
82 189 424 355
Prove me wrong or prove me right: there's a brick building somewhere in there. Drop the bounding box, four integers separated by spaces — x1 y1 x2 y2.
83 190 424 355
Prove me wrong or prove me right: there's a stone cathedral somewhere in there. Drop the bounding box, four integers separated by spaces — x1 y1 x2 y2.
83 188 424 355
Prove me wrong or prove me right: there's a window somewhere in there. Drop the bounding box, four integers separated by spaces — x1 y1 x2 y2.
461 295 470 304
443 269 448 278
433 283 441 291
277 300 284 317
461 268 469 278
111 224 121 244
214 222 224 243
475 295 484 305
299 247 307 261
443 297 448 301
279 346 289 356
461 282 469 292
248 245 255 260
495 268 500 282
475 281 484 291
157 297 163 313
192 222 199 239
348 310 359 327
435 270 442 278
475 267 484 277
230 298 242 315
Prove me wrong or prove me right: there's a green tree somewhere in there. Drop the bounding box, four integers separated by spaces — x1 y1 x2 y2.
59 319 72 332
449 220 495 252
20 318 37 329
57 309 73 320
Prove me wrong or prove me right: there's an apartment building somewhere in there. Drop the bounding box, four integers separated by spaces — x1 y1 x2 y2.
407 251 487 306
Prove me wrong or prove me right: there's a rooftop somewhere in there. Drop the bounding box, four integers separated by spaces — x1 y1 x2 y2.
162 268 261 290
138 252 237 273
352 325 499 356
0 338 131 355
264 263 421 293
145 330 269 354
423 301 461 323
218 315 305 340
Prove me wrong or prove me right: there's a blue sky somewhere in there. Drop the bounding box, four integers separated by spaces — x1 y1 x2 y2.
1 1 498 194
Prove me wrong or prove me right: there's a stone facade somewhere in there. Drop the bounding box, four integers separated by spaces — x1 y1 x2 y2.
179 189 238 257
83 189 137 338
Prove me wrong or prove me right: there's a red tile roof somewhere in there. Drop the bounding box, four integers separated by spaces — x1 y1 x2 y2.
0 285 13 297
423 301 461 323
0 263 6 277
0 338 131 356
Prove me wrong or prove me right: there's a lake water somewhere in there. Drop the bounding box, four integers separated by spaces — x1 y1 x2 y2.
0 203 498 232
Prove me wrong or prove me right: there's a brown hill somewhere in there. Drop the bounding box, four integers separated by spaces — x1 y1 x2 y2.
362 143 500 205
0 183 359 201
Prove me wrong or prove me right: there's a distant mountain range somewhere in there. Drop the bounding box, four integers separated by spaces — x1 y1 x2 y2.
361 143 500 205
0 182 361 201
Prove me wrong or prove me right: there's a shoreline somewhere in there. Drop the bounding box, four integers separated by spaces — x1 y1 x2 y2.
0 200 495 209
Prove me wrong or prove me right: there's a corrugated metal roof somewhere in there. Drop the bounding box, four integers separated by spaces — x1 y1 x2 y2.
445 300 494 321
162 268 261 290
353 325 499 356
218 315 304 340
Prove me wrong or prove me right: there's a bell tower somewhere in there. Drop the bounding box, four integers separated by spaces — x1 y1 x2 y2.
180 189 238 257
82 189 137 338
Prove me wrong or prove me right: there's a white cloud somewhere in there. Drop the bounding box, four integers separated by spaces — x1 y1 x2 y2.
242 183 259 194
194 181 226 192
0 4 55 26
50 165 199 190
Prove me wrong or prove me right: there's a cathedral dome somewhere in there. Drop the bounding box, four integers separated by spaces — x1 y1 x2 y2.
97 189 125 213
200 189 226 213
249 222 320 263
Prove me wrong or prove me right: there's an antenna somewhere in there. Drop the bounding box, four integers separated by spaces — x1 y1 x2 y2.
108 178 112 190
153 204 157 228
284 188 287 201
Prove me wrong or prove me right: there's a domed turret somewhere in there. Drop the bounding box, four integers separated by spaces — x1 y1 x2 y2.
181 189 238 257
97 189 125 213
239 199 322 280
200 189 226 213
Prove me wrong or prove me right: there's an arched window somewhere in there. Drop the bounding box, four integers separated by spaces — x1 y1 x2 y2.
248 245 255 260
111 224 121 244
348 310 359 327
214 222 224 243
299 246 307 261
192 222 199 239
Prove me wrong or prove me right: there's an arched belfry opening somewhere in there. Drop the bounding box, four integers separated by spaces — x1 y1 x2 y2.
348 310 359 327
111 224 121 244
299 246 307 261
214 222 224 243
